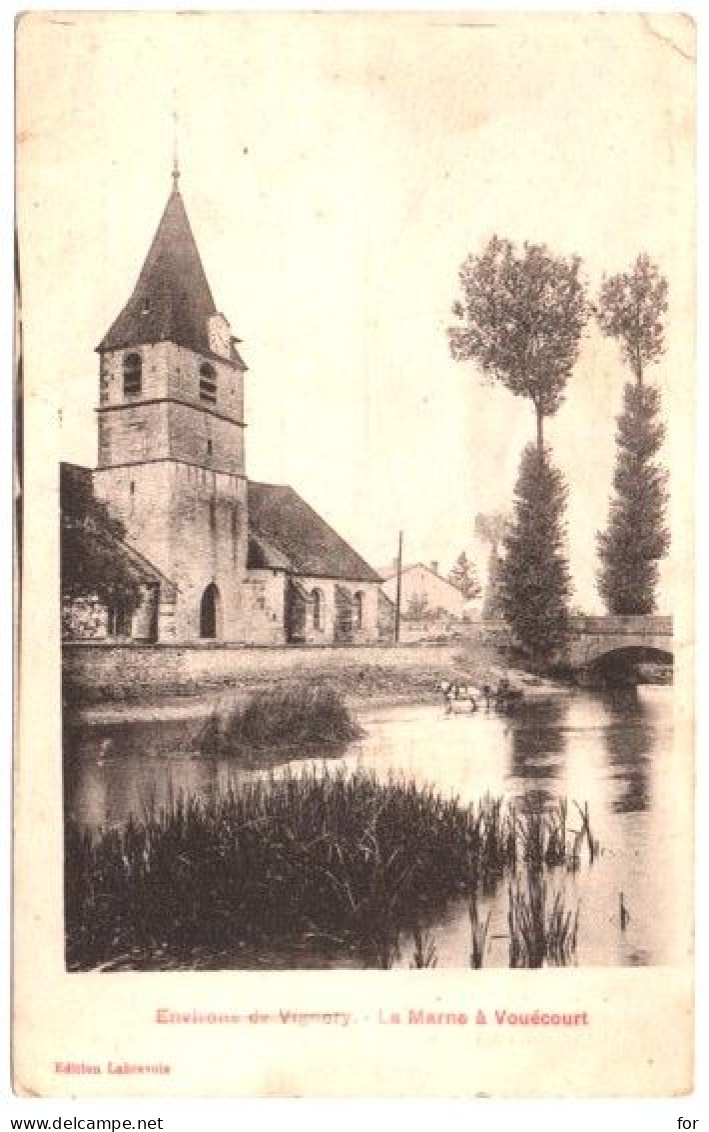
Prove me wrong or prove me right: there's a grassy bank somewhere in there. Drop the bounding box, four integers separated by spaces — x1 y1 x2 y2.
198 683 363 755
65 767 593 971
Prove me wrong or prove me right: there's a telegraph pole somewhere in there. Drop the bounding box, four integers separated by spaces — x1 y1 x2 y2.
394 530 403 644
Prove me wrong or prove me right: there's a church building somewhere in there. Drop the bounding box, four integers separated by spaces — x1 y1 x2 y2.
63 164 382 646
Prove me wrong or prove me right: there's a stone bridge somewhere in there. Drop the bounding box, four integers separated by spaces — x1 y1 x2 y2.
562 614 673 670
477 615 673 672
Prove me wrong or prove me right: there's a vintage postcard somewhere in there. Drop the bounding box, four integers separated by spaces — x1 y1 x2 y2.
14 10 695 1097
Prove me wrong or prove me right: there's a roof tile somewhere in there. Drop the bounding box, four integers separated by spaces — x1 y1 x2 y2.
98 189 219 356
247 482 380 583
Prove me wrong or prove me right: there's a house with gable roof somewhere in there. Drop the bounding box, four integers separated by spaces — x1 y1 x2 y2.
380 561 466 620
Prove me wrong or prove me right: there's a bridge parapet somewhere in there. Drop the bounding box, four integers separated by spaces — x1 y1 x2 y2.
473 615 673 671
570 614 672 636
475 615 672 638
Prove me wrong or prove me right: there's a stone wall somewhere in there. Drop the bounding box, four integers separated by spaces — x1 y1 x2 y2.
297 577 379 645
63 640 460 700
238 573 383 647
94 461 248 642
241 569 287 645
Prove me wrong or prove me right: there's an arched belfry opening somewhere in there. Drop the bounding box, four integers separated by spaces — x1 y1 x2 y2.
199 582 222 639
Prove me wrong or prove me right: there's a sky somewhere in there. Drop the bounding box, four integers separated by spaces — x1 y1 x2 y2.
16 11 694 611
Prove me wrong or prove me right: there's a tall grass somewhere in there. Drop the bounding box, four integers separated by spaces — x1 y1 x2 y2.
198 682 364 755
468 894 492 969
410 925 438 969
508 870 579 968
511 795 598 872
466 795 593 969
66 768 515 969
65 767 596 971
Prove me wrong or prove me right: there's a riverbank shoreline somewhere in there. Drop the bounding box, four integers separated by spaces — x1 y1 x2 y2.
65 630 669 727
68 667 576 727
64 638 504 722
70 685 445 726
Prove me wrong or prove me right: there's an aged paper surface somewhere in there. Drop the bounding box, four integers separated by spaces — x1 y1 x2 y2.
14 11 695 1097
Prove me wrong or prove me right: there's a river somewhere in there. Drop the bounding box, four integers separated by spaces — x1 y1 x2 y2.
64 685 684 968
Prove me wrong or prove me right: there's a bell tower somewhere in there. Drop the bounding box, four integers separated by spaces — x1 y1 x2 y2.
92 166 249 641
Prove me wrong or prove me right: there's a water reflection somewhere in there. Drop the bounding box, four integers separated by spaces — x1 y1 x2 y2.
507 699 569 801
64 687 681 967
600 689 654 814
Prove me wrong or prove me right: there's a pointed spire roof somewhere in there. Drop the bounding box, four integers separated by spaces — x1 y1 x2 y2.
98 182 218 355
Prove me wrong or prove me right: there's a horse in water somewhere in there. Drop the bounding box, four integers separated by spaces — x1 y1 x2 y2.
492 679 524 712
439 680 478 714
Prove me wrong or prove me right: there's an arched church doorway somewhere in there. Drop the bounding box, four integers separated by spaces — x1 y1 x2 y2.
200 583 222 639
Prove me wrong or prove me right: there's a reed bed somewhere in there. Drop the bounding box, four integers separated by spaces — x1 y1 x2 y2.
468 894 492 969
410 925 438 969
508 870 580 968
65 767 596 971
67 767 502 969
197 682 363 755
509 795 601 872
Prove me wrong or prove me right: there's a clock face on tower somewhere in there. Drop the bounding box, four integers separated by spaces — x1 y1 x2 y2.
208 313 231 359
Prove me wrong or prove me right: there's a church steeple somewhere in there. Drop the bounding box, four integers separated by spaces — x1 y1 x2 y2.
93 162 250 645
98 183 219 358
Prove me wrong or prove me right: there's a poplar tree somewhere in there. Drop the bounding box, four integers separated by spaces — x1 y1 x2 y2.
596 255 670 614
448 236 587 454
449 237 584 658
499 445 571 664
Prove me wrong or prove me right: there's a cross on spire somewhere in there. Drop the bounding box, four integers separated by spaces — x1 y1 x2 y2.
172 95 180 192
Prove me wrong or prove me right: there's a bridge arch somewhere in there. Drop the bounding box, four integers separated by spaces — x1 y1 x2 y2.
582 642 673 668
582 644 673 685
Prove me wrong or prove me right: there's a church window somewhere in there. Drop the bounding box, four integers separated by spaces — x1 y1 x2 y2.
199 362 217 405
209 500 216 531
107 602 131 638
354 591 364 630
141 298 151 315
207 438 213 456
311 588 324 631
123 352 142 396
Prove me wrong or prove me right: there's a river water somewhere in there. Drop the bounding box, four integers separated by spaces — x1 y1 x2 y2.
65 686 685 968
